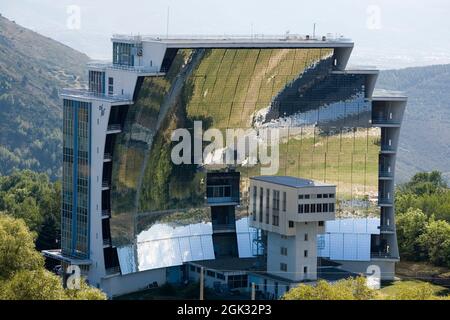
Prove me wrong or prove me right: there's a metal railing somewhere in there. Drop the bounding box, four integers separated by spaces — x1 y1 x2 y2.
213 224 236 232
378 197 393 205
381 144 396 152
371 252 395 259
372 117 401 125
112 33 352 42
60 88 132 102
379 170 394 178
102 210 111 217
102 181 110 189
103 153 112 161
88 61 162 74
107 124 121 132
103 239 111 247
379 225 395 232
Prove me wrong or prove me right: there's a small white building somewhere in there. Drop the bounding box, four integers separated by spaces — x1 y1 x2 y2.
249 176 336 283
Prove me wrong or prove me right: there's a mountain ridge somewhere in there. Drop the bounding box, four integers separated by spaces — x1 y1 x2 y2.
0 15 89 178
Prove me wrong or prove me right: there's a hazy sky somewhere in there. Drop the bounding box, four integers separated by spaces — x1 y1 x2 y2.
1 0 450 69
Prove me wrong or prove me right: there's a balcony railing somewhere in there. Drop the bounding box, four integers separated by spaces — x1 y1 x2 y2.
381 144 396 152
103 239 111 247
379 170 394 178
60 88 132 102
379 225 395 232
107 124 122 132
371 252 395 259
104 153 112 162
206 185 239 204
212 224 236 233
102 210 111 218
88 61 162 74
372 117 401 125
378 197 393 205
102 181 110 190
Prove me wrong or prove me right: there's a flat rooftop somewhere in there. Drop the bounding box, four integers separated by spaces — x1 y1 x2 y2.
250 176 335 188
111 34 354 48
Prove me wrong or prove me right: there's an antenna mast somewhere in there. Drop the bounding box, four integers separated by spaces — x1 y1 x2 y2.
166 6 170 39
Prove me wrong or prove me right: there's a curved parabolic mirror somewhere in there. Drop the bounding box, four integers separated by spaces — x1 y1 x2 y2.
111 48 380 273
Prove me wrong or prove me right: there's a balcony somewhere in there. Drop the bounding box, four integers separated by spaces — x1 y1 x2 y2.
212 223 236 233
102 210 111 219
103 153 112 162
87 61 163 75
372 117 401 126
206 185 239 205
106 124 122 134
60 88 133 103
378 197 393 206
103 239 112 247
380 144 396 153
379 170 394 179
379 224 395 233
102 181 110 191
371 252 397 260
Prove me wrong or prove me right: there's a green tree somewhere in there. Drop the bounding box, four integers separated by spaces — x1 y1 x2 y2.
282 277 379 300
396 208 428 260
65 281 107 300
399 171 447 196
0 214 106 300
0 170 60 250
0 269 66 300
383 281 445 300
418 219 450 267
0 214 44 280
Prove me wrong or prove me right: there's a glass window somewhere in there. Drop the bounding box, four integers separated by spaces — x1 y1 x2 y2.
282 192 287 211
298 204 304 214
108 77 114 95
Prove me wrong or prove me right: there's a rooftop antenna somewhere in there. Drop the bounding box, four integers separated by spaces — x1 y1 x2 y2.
313 23 316 39
166 6 170 39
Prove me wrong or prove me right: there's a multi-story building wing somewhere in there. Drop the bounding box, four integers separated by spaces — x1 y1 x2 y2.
43 34 406 297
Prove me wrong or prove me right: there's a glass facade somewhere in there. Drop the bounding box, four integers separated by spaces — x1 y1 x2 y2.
113 42 135 66
61 99 90 259
89 71 105 94
110 48 380 269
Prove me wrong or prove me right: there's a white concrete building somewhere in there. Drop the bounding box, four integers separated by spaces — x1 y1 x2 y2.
249 176 336 282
